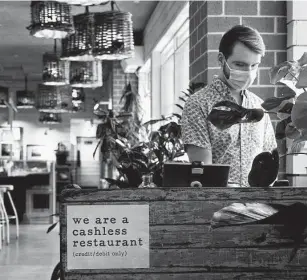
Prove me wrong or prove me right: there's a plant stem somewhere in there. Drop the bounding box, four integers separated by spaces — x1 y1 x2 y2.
280 152 307 158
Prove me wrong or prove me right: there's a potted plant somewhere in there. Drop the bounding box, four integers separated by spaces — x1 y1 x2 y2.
97 82 206 189
55 142 69 165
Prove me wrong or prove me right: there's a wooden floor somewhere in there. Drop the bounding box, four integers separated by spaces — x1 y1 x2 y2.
0 224 60 280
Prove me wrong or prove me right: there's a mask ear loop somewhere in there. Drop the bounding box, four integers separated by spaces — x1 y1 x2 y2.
221 56 230 80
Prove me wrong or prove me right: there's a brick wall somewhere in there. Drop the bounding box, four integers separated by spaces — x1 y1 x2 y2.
189 0 287 176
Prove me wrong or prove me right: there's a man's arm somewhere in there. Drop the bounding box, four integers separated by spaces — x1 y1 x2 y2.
181 94 212 163
185 145 212 164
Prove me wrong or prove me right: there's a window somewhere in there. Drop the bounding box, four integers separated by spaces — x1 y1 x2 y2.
160 19 190 117
138 59 152 124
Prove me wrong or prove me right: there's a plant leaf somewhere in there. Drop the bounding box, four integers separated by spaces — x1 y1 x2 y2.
46 222 58 234
285 122 301 140
179 97 187 103
142 118 164 126
93 139 101 159
291 91 307 130
172 113 182 119
261 93 296 111
279 79 305 96
207 109 242 130
296 66 307 89
175 104 184 110
290 141 305 154
269 61 295 84
181 91 190 98
278 102 294 114
289 130 307 153
275 117 291 140
297 52 307 66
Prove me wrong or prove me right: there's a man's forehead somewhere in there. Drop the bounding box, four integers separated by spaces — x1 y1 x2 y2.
229 43 262 64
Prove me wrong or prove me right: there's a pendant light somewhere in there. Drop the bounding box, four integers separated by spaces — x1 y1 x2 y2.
27 1 75 39
0 86 9 108
42 40 69 86
61 1 134 61
36 84 72 112
16 72 35 108
69 60 103 88
56 0 110 6
39 112 62 124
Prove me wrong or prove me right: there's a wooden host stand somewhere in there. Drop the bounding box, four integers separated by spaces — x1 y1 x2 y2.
60 187 307 280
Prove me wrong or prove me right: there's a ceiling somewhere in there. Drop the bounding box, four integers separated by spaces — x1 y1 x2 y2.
0 1 158 87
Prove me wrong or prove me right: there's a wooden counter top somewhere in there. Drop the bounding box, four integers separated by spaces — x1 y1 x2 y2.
60 187 307 280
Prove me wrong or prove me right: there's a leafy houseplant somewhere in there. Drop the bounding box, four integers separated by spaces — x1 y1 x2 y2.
98 83 206 189
55 142 69 165
94 81 141 162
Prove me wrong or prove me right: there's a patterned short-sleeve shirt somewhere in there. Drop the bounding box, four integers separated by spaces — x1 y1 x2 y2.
181 76 277 187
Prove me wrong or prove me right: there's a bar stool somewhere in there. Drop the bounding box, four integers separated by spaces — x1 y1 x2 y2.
0 185 19 244
0 224 2 250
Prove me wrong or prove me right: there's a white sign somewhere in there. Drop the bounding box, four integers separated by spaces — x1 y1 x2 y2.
66 204 149 270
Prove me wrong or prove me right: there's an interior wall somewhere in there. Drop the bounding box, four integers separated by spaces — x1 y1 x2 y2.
0 61 137 162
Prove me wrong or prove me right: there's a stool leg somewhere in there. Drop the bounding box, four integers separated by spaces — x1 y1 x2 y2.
0 207 4 242
0 226 2 250
7 192 19 239
0 194 9 244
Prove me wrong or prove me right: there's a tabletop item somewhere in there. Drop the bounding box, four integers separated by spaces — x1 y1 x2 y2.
162 161 230 188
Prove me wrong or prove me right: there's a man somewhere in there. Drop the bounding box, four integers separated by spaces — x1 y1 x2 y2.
181 25 277 187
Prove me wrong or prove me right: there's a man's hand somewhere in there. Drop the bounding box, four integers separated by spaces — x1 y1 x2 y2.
186 145 212 164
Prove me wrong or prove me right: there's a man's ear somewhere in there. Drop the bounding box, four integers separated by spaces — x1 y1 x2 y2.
217 52 224 67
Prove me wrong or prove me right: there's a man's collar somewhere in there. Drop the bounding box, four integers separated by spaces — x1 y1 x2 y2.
211 76 247 98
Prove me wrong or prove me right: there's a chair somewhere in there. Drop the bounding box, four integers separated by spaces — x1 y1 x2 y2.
0 185 19 244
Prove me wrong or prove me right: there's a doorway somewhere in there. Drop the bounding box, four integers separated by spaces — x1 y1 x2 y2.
76 137 100 188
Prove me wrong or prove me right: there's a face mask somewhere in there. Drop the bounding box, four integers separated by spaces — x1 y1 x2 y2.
223 60 257 90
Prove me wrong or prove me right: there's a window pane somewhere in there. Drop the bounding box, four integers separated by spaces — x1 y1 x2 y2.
174 38 190 115
161 54 175 117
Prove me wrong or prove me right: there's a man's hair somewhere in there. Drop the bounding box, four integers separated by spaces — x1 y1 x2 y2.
219 25 265 59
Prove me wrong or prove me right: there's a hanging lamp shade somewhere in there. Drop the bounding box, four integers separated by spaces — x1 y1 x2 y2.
36 84 72 112
39 112 62 124
56 0 110 6
16 90 35 108
0 86 9 108
42 53 69 85
69 60 103 88
61 11 134 61
27 1 75 39
16 73 35 108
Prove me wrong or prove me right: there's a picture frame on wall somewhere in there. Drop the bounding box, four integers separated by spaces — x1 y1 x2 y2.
26 145 49 161
0 142 21 160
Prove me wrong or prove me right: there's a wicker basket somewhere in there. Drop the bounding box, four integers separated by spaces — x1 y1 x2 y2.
0 86 9 108
42 53 70 86
27 1 75 39
69 60 103 88
61 11 134 61
16 90 35 108
36 84 72 112
39 112 62 124
56 0 110 6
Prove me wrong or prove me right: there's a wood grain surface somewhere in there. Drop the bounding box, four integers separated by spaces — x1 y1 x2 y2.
60 188 307 280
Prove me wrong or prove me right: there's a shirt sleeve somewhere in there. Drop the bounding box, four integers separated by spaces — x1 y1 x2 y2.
181 95 212 150
263 114 277 152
